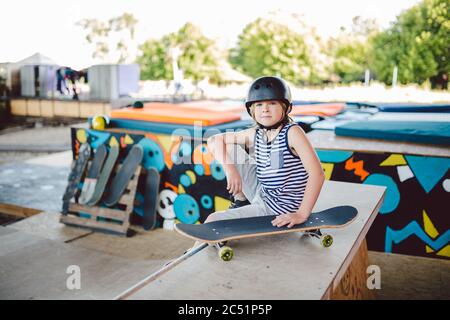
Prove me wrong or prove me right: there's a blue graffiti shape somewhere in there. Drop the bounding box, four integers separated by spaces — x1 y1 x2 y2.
405 155 450 194
87 130 110 149
316 150 353 163
137 138 165 172
385 221 450 253
180 174 192 187
363 174 400 214
194 164 205 176
210 160 226 181
200 195 213 209
174 194 200 224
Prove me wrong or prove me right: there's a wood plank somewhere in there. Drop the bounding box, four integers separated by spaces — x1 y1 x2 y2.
10 99 27 116
0 203 41 218
79 102 106 118
60 215 127 234
40 99 55 117
27 99 41 116
330 239 375 299
68 203 127 221
54 101 80 118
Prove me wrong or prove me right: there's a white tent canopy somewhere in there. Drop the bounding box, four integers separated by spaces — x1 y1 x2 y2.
14 52 58 66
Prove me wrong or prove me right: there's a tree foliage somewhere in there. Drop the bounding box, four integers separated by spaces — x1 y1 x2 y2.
370 0 449 85
137 23 224 83
327 17 378 83
77 13 138 63
229 18 314 85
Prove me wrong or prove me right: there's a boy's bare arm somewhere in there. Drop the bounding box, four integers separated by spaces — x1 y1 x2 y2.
206 128 255 196
288 126 325 216
206 128 255 165
272 125 325 228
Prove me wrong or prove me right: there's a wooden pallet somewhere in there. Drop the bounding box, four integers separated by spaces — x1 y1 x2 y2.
60 165 141 236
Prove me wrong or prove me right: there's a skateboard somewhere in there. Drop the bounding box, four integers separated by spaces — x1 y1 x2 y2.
142 167 160 230
175 205 358 261
61 143 91 214
86 145 120 206
78 144 107 204
103 144 143 207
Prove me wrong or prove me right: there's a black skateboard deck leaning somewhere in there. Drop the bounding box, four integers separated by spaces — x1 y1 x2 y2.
86 145 119 206
103 144 143 207
79 144 107 204
175 206 358 261
61 143 91 214
142 167 160 230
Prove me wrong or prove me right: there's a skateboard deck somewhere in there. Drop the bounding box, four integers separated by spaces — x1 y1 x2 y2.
78 144 107 204
86 145 119 206
61 143 91 214
175 206 358 260
142 167 160 230
103 144 143 207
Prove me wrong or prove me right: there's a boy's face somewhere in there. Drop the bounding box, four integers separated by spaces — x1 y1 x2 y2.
252 100 285 127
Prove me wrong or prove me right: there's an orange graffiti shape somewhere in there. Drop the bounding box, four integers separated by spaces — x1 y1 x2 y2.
164 182 178 193
345 157 369 181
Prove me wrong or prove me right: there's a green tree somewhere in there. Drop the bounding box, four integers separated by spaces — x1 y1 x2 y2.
137 23 224 83
77 13 138 63
230 18 314 85
370 0 449 86
327 17 378 83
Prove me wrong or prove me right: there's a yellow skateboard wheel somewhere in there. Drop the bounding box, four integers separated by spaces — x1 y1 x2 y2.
218 246 234 261
321 234 333 247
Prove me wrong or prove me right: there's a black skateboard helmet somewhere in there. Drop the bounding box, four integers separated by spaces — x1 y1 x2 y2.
245 76 293 129
245 76 292 114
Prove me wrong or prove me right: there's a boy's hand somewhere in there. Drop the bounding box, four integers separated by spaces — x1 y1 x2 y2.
225 166 242 196
271 211 310 228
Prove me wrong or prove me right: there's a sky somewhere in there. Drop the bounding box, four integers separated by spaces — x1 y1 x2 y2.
0 0 423 70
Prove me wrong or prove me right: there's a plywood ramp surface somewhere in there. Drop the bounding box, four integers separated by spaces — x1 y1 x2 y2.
125 181 386 300
0 227 166 300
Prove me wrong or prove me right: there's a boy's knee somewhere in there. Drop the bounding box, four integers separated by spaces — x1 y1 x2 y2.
204 211 221 223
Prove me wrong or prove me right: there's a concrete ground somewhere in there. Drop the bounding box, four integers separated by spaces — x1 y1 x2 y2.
0 122 79 165
0 127 448 300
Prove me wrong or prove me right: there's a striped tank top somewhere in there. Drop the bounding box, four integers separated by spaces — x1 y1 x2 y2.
255 123 309 215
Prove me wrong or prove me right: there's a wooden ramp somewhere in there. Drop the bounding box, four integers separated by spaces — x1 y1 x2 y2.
1 212 193 299
119 181 386 300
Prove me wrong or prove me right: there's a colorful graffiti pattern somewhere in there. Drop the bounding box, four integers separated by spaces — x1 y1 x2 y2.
317 150 450 260
71 128 231 230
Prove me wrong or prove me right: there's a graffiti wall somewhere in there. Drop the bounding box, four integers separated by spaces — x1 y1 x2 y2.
71 128 231 230
71 127 450 260
317 149 450 260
